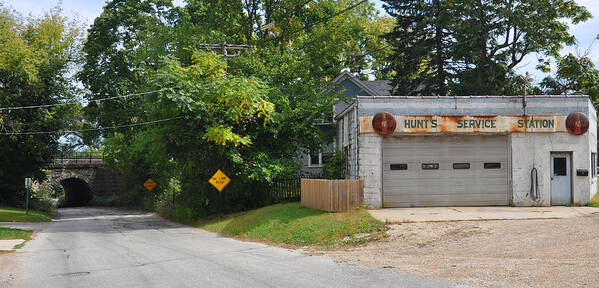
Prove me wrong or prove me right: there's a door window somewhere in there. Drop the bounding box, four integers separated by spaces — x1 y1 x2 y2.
553 157 567 176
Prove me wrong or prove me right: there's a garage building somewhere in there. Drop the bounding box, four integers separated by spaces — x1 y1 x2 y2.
335 95 597 208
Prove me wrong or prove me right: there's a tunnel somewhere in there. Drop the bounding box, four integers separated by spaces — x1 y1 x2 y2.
60 178 93 207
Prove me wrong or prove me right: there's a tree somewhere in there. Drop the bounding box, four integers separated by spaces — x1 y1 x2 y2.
78 0 175 134
382 0 452 95
0 5 83 203
540 53 599 103
382 0 592 96
79 0 391 215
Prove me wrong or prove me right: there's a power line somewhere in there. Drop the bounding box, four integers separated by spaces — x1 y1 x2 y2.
0 116 183 136
0 88 166 111
264 0 367 43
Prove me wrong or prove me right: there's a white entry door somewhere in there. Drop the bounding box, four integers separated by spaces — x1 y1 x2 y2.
551 153 571 205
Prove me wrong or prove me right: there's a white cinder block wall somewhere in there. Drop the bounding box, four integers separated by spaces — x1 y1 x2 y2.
336 95 597 208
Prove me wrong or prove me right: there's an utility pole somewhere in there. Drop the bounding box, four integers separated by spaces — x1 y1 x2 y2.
198 41 249 60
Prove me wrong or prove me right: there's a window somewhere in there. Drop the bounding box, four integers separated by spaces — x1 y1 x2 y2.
484 162 501 169
309 153 322 167
592 153 597 177
309 153 331 167
453 163 470 169
553 157 567 176
390 164 407 170
422 163 439 170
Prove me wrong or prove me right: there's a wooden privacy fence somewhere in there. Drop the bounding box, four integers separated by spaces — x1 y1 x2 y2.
300 179 364 212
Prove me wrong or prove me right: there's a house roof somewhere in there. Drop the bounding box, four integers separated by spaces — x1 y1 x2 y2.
330 71 394 96
361 80 393 96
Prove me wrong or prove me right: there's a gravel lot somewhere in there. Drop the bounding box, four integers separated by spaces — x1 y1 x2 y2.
321 215 599 288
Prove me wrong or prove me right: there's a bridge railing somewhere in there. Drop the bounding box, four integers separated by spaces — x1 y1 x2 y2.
55 151 104 164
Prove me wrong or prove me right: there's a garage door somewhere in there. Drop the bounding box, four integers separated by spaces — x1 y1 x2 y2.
383 135 508 207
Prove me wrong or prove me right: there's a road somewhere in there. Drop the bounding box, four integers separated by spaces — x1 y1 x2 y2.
0 208 471 288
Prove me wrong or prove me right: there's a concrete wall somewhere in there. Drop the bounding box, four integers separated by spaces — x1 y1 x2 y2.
338 95 597 208
588 100 598 200
358 133 382 208
43 164 125 199
510 132 590 205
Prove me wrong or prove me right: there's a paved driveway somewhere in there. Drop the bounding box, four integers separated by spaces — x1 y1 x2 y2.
0 207 470 288
369 206 599 222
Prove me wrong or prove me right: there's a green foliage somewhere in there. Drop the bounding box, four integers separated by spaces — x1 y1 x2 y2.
589 187 599 208
323 149 347 179
30 184 57 213
383 0 592 96
541 53 599 103
79 0 391 216
197 202 388 247
0 206 52 222
0 5 84 203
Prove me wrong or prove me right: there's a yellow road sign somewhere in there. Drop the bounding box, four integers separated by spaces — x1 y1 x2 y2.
209 170 230 192
144 178 157 191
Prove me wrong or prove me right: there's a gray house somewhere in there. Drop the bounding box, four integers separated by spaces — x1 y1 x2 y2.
298 71 392 175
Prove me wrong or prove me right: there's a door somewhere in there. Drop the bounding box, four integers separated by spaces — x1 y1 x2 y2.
551 153 571 205
382 135 509 207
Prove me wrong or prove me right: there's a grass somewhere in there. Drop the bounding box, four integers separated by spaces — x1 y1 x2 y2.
0 227 32 249
0 206 52 222
195 202 388 247
590 189 599 208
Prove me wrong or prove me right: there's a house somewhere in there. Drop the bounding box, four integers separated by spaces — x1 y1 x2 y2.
298 71 393 175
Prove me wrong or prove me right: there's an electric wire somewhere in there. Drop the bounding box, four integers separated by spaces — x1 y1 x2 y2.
263 0 367 43
0 88 166 111
0 116 183 136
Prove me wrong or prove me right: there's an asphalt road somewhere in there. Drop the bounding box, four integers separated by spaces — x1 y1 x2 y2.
0 208 471 288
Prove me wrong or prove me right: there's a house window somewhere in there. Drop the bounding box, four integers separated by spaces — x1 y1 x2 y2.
309 153 332 167
592 153 596 177
309 153 322 167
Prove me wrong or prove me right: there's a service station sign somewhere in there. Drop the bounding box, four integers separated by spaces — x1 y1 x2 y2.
362 114 571 134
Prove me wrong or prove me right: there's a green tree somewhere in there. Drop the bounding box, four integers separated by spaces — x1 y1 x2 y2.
382 0 452 95
79 0 390 215
0 5 84 203
540 53 599 103
78 0 175 134
382 0 592 96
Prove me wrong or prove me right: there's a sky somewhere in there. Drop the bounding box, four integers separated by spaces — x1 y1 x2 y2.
2 0 598 84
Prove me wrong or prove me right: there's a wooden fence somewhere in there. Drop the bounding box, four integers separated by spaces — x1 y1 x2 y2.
300 179 364 212
268 178 301 203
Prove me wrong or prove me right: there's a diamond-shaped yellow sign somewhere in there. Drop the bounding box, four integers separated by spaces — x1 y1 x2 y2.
144 178 157 191
209 169 230 192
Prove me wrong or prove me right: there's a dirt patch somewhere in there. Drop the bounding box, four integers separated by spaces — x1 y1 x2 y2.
320 216 599 288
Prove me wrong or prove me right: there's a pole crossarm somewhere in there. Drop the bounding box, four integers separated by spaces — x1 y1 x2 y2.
198 41 249 58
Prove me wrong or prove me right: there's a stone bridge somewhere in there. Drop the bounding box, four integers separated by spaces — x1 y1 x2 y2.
43 156 125 206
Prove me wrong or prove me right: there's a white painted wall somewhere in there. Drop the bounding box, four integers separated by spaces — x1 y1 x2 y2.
358 133 383 208
337 96 597 208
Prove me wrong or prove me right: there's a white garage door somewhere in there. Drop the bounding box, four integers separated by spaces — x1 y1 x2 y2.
383 135 508 207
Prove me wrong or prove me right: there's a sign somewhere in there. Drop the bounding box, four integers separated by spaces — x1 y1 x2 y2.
209 170 230 192
372 112 397 136
360 115 569 134
565 112 589 135
144 178 157 191
170 179 178 189
24 178 32 188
